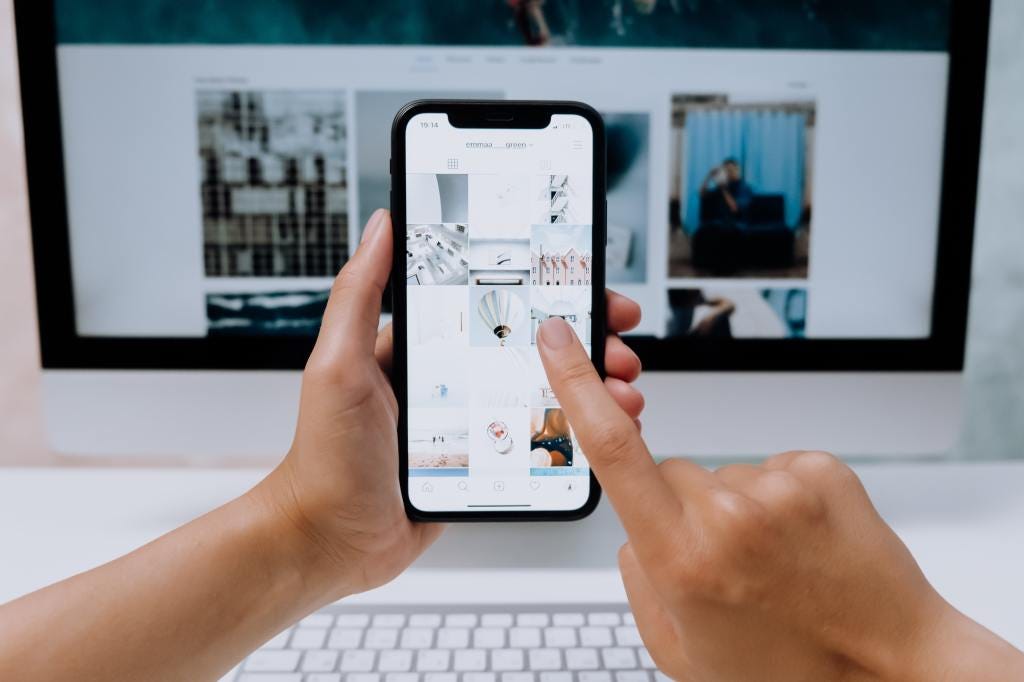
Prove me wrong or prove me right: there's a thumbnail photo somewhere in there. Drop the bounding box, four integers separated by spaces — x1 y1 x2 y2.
531 224 592 286
667 93 814 279
406 223 469 285
604 112 650 284
469 408 530 472
470 347 532 408
470 286 530 347
408 345 469 408
206 289 328 336
470 269 530 286
531 287 592 344
530 408 577 467
407 286 467 345
408 408 470 469
407 173 469 224
197 90 348 278
666 287 808 338
464 231 528 274
469 174 531 234
353 89 501 230
533 174 591 225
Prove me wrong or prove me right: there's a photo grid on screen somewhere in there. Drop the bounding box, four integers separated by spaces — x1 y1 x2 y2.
406 172 593 482
198 90 348 336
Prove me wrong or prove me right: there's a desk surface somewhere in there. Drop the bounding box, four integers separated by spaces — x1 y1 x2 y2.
1 462 1022 651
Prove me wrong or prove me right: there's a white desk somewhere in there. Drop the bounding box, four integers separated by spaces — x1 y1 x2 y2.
1 462 1023 654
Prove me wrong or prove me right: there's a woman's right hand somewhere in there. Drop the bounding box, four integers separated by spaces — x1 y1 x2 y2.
536 316 1024 681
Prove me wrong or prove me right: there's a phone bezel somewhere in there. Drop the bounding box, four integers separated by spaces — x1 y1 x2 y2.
391 100 606 522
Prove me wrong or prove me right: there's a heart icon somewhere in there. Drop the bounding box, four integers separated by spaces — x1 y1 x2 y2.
529 480 541 490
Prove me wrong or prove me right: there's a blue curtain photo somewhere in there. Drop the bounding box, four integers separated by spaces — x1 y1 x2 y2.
682 108 806 234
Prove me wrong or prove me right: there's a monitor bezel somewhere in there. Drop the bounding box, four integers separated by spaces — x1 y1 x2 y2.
14 0 990 372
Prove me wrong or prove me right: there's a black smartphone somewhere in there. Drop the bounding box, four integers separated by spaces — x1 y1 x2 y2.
390 100 606 522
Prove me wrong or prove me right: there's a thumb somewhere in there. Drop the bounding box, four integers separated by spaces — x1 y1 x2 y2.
309 209 391 368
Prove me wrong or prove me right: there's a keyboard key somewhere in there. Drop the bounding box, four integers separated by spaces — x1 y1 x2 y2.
446 613 478 627
453 649 487 671
543 627 577 648
340 649 376 672
579 627 613 647
638 649 656 670
579 672 612 682
374 614 407 628
437 627 470 649
379 650 414 672
502 673 535 682
588 613 621 626
401 627 435 649
302 650 339 672
425 674 457 682
482 613 514 627
291 628 327 649
336 614 370 628
601 648 637 670
474 627 506 649
307 675 342 682
616 672 650 682
492 649 525 671
517 613 549 627
464 674 497 682
615 626 643 647
416 649 451 672
244 650 301 672
654 673 673 682
552 613 585 627
347 674 381 682
365 628 400 649
301 613 335 628
259 629 291 649
509 627 542 648
565 648 600 670
528 648 561 671
385 673 419 682
622 613 636 626
238 675 302 682
540 673 572 682
328 627 363 649
409 614 443 628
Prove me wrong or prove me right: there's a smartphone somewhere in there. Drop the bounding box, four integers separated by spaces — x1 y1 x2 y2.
391 100 606 522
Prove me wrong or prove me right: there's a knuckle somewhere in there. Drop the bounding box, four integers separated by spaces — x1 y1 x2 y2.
705 489 767 555
558 357 598 393
767 449 807 464
657 457 693 480
330 266 361 299
588 419 640 469
758 470 825 521
305 351 371 392
791 450 856 485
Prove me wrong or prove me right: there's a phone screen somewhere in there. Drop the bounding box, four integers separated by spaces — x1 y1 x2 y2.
401 111 597 515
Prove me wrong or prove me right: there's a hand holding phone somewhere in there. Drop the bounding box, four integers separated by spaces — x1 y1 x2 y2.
391 100 609 521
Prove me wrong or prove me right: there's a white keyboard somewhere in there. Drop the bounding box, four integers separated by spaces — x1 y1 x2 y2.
231 604 669 682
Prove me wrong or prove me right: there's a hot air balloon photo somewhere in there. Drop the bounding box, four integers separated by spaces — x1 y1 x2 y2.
471 286 529 347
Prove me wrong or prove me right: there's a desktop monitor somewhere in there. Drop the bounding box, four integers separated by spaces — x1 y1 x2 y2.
14 0 988 460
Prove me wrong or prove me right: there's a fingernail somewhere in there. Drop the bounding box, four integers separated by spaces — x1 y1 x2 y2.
361 209 387 244
539 317 574 349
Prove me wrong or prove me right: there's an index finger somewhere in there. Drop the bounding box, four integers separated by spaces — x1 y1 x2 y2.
536 317 683 556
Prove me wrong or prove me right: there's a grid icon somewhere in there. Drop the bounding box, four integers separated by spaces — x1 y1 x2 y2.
446 157 459 170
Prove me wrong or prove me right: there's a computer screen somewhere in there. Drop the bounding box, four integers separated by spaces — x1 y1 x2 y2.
25 0 982 370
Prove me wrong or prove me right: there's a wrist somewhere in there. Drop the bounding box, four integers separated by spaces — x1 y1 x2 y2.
887 599 1024 681
243 466 357 608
